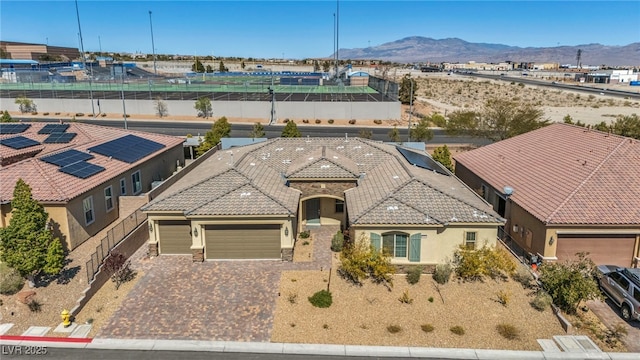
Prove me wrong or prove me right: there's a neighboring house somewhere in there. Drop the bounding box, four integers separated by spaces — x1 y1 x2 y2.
454 123 640 267
0 122 184 250
144 137 503 267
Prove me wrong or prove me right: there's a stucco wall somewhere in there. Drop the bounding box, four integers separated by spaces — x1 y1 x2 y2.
508 202 548 258
353 225 499 265
1 98 400 120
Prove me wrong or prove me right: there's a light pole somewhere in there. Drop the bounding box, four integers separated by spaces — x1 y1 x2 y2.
333 13 336 76
74 0 95 116
120 64 128 130
149 10 157 75
98 36 102 54
408 78 413 142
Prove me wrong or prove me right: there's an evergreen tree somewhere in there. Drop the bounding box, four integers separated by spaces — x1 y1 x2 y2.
1 110 14 122
194 96 212 118
0 179 65 281
205 64 213 73
196 116 231 156
432 145 454 172
410 118 434 142
388 126 401 143
398 74 417 105
249 122 265 138
191 58 205 72
281 121 301 137
219 61 227 72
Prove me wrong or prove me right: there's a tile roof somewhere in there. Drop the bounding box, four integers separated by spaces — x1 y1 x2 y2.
145 137 501 226
0 122 184 203
453 123 640 225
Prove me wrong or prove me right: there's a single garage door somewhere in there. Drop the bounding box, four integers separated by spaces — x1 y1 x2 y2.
556 234 635 267
158 220 192 255
205 224 281 259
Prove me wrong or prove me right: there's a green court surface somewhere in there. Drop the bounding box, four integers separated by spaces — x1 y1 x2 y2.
0 82 377 94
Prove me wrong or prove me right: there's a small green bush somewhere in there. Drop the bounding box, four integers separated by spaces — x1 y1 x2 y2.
328 119 334 124
299 231 310 239
398 289 414 304
308 290 333 308
0 263 24 295
406 266 423 285
387 325 402 333
496 324 520 340
322 324 329 329
530 291 553 311
428 296 434 303
450 325 465 335
287 292 298 304
28 299 42 312
433 263 452 284
421 324 434 333
373 119 382 124
315 119 321 124
302 241 309 246
42 112 49 116
348 119 356 124
100 113 107 117
75 113 84 117
302 119 309 123
331 231 344 252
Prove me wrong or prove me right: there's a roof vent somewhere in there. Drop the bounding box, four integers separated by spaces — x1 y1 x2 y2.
295 147 304 151
333 155 338 159
283 159 291 164
250 162 256 166
450 215 458 222
392 175 399 179
386 205 398 211
308 157 314 160
353 146 361 149
321 164 330 169
365 153 373 157
240 192 252 197
275 147 283 151
336 145 344 149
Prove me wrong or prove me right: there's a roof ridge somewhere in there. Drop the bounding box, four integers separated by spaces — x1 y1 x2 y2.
545 137 629 223
32 158 67 201
289 156 358 178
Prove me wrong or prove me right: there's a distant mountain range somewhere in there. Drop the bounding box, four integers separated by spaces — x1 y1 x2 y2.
331 36 639 66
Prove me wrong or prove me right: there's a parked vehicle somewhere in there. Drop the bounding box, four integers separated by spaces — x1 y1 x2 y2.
597 265 640 322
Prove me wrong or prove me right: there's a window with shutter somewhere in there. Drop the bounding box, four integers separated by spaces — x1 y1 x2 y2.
409 233 421 262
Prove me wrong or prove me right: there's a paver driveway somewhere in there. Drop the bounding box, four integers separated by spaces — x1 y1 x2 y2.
97 225 335 341
587 299 640 352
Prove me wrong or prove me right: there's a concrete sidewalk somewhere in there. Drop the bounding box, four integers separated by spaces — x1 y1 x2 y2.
1 338 639 359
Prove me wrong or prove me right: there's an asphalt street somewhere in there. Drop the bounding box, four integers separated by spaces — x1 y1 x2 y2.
22 117 492 146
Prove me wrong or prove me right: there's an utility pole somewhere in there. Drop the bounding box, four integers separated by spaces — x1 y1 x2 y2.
121 65 128 130
269 72 276 125
336 0 340 78
408 78 413 142
149 10 157 75
98 36 102 54
74 0 95 116
333 12 336 77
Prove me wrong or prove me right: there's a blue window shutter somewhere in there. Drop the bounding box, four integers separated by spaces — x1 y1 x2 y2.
370 233 381 252
409 233 421 262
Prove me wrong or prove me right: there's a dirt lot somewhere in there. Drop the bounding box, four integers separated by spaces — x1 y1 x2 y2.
272 258 567 351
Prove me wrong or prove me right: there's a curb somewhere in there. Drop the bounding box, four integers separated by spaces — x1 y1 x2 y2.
1 337 639 359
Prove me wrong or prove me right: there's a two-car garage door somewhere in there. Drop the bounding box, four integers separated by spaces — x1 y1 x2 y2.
556 234 636 267
204 224 281 260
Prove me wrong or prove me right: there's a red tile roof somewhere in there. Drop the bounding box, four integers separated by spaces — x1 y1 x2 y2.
454 123 640 225
0 122 183 203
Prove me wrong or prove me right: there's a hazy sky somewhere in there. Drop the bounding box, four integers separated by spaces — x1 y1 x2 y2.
1 1 639 59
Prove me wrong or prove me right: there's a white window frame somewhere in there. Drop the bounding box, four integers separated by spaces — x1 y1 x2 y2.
120 178 126 195
83 196 95 226
382 232 408 259
104 185 114 212
132 171 142 195
465 231 477 250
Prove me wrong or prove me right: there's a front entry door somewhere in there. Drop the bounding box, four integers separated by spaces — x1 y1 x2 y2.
305 198 320 225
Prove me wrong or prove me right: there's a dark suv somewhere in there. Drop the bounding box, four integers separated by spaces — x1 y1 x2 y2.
597 265 640 322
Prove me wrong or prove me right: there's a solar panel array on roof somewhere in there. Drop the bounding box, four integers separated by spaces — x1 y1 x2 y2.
0 136 40 149
0 123 31 134
40 149 94 167
38 124 70 134
59 161 105 179
43 132 77 144
396 146 450 176
88 134 165 163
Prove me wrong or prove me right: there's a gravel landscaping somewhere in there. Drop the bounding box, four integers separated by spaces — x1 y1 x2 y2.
271 257 566 350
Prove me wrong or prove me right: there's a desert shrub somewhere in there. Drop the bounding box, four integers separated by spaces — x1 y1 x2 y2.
450 325 465 335
322 324 329 329
308 290 332 308
315 119 321 124
302 241 309 246
42 112 49 116
338 233 394 288
406 266 423 285
512 266 535 288
283 118 290 123
496 324 520 340
387 325 402 333
538 252 600 314
328 119 334 124
31 111 38 115
302 119 309 123
27 299 42 312
421 324 434 333
398 290 414 304
428 296 434 303
103 250 136 290
331 231 344 252
496 290 511 307
348 119 356 124
0 263 24 295
86 318 94 324
100 113 107 117
453 245 516 281
75 113 84 117
373 119 382 124
530 291 553 311
298 231 310 239
54 112 61 115
433 263 453 284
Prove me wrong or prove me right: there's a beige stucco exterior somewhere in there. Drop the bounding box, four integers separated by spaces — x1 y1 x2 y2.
351 225 499 265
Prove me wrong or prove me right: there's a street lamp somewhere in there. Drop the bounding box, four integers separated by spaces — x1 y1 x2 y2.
408 78 413 142
149 10 157 75
120 64 128 130
74 0 95 116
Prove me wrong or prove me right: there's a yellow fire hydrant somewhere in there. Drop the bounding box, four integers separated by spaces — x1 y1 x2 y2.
61 309 71 328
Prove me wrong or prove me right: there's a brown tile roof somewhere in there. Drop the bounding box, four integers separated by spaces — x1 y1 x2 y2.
0 122 183 203
454 123 640 225
145 137 501 226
